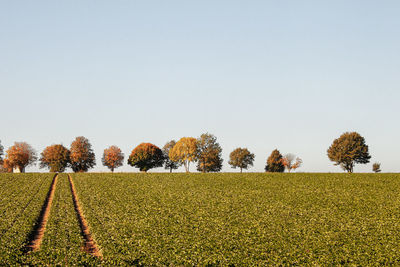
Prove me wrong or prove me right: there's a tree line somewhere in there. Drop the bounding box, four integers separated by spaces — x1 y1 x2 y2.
0 131 381 173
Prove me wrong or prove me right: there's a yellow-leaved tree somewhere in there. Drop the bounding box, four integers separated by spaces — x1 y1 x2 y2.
169 137 198 172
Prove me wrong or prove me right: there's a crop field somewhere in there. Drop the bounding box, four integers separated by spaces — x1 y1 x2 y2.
1 173 400 265
72 173 400 265
0 173 53 264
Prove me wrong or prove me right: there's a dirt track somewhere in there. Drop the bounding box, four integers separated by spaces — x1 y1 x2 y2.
68 174 102 258
25 174 58 252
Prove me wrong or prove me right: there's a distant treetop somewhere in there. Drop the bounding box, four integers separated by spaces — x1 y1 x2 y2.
327 132 371 173
128 143 164 172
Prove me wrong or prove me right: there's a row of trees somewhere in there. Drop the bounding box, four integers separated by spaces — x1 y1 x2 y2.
0 134 301 173
0 131 380 173
0 137 96 173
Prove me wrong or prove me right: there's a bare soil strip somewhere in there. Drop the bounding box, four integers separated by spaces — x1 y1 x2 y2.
25 174 58 252
68 174 102 258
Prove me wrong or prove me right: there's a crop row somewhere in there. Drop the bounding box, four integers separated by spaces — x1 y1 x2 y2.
22 174 99 265
0 173 101 265
2 173 400 265
0 173 54 265
72 172 400 265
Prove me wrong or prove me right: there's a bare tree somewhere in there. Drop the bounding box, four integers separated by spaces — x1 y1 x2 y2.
282 153 302 172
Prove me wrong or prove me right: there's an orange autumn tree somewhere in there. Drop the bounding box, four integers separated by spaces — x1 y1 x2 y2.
265 149 284 173
2 159 13 173
228 147 255 173
102 145 124 172
4 142 37 173
39 144 70 172
70 136 96 173
128 143 164 172
169 137 198 172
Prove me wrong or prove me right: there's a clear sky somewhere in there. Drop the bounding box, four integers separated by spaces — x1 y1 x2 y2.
1 1 399 173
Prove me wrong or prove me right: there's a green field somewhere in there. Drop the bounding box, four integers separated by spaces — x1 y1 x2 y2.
0 173 54 265
1 173 400 265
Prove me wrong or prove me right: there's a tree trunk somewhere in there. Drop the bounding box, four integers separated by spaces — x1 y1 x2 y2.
240 168 242 173
170 168 172 173
184 161 189 173
111 168 114 173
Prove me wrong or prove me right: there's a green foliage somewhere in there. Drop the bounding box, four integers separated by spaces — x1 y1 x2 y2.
327 132 371 173
0 174 53 264
373 162 381 173
196 133 223 173
72 173 400 265
0 173 98 265
265 149 284 172
4 173 400 265
128 143 164 172
228 147 255 172
162 140 181 172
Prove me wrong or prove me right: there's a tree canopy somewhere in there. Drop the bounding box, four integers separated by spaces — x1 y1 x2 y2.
372 162 381 173
4 142 37 173
265 149 285 173
196 133 223 173
169 137 198 172
102 145 124 172
39 144 70 172
128 143 164 172
228 147 255 173
70 136 96 173
162 140 181 173
327 132 371 173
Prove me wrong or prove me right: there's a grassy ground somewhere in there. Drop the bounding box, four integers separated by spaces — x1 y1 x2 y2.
72 173 400 265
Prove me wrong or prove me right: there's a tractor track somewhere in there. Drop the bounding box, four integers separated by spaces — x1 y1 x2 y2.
25 173 59 252
68 174 102 258
0 174 51 240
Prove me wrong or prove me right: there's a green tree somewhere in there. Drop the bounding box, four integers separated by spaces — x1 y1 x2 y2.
265 149 284 172
196 133 223 173
372 162 381 173
162 140 181 173
228 147 255 173
70 136 96 172
169 137 198 172
128 143 164 172
327 132 371 173
39 144 70 172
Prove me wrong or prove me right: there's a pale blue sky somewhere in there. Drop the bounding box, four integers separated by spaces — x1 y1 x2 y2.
1 1 399 172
